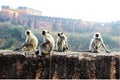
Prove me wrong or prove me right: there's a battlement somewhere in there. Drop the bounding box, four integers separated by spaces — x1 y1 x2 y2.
1 5 42 17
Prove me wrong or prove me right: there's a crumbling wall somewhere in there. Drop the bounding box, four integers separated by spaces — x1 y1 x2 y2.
0 51 119 79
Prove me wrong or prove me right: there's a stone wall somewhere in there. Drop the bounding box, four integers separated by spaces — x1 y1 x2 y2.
0 51 119 79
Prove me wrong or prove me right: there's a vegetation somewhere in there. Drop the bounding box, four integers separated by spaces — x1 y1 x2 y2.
0 11 120 51
0 21 119 51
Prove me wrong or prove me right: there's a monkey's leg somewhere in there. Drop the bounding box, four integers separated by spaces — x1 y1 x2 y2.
35 45 44 56
63 46 68 52
40 45 50 56
36 45 42 56
58 44 63 52
93 46 98 53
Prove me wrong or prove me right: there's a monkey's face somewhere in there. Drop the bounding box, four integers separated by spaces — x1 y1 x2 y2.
25 30 31 36
27 31 30 35
58 32 65 40
58 33 60 36
58 32 64 36
95 33 99 38
94 32 101 39
42 30 49 35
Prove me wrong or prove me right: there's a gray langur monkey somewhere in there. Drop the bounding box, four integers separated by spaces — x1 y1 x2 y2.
14 30 38 51
56 32 68 52
89 32 110 53
37 30 55 78
39 30 55 56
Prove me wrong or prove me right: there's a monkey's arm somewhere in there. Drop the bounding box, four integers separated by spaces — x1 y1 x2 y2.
89 39 95 51
101 42 111 53
46 39 53 53
14 37 29 51
14 38 31 51
65 41 69 50
42 41 50 47
55 38 59 50
14 42 27 51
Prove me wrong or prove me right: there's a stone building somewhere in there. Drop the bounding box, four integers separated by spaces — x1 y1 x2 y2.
1 5 42 18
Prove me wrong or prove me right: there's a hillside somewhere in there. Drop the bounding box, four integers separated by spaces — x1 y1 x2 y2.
0 21 119 51
0 9 120 35
0 8 120 51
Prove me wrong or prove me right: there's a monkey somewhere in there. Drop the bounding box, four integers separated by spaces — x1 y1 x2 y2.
37 30 55 79
89 32 110 53
39 30 55 56
56 32 68 52
14 30 38 52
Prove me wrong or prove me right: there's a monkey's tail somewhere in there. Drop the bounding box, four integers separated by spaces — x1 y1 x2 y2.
49 52 53 79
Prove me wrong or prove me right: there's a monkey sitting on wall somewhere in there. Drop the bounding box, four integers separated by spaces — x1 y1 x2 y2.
89 32 110 53
56 32 68 52
37 30 55 78
38 30 55 56
14 30 38 51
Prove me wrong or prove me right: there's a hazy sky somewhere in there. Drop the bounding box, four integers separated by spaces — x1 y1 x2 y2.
0 0 120 22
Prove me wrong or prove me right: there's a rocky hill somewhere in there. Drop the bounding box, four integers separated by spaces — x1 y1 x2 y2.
0 50 119 79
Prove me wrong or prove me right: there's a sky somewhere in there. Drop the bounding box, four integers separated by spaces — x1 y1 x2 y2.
0 0 120 22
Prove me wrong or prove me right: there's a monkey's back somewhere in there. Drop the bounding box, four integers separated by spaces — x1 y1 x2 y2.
26 34 38 51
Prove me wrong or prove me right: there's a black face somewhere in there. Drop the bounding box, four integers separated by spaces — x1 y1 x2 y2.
42 31 45 35
26 31 30 35
42 30 49 35
58 33 60 36
95 34 99 37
